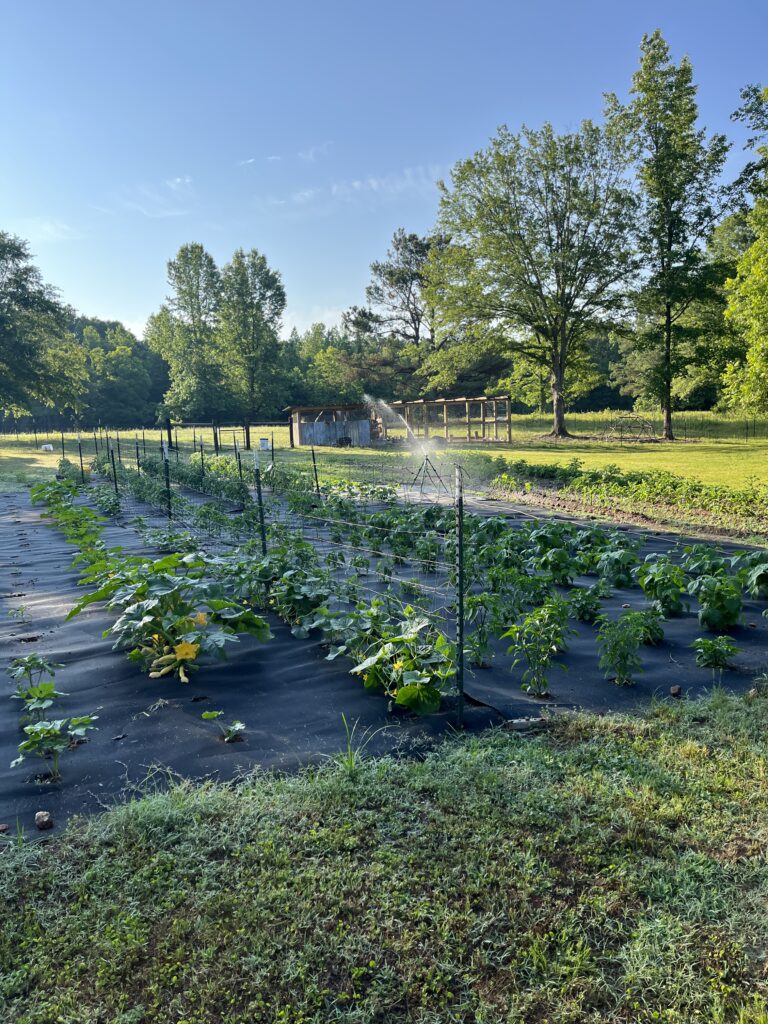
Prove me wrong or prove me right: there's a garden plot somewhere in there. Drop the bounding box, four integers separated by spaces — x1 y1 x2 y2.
5 455 768 831
0 488 500 829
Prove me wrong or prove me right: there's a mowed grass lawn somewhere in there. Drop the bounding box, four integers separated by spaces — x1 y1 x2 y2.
2 425 768 490
3 690 768 1022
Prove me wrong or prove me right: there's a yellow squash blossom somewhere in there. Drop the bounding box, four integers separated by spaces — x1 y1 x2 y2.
393 660 404 672
173 641 200 662
193 612 208 627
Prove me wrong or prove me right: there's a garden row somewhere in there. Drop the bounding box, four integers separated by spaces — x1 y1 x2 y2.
67 452 768 703
489 456 768 533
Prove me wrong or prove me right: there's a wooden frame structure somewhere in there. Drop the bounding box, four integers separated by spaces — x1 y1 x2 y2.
389 396 513 443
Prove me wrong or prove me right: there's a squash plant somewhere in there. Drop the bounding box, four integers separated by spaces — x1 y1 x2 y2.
351 613 455 714
12 682 68 723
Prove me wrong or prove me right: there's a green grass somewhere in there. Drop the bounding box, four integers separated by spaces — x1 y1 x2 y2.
2 416 768 490
3 690 768 1022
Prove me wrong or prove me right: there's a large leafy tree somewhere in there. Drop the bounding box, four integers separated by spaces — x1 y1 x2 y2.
72 318 169 426
146 243 229 421
218 248 287 444
613 213 753 410
721 85 768 410
427 121 637 435
0 232 86 412
607 30 732 439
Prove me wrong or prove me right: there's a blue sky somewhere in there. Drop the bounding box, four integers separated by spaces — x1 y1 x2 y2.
1 0 766 338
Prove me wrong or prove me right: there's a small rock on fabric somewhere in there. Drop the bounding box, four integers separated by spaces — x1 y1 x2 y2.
0 824 9 834
670 685 683 698
34 811 53 830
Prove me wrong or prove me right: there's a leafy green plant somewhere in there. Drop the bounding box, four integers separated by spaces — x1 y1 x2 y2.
351 613 455 714
464 593 502 668
201 710 246 742
567 584 605 623
635 557 687 617
11 682 68 723
502 604 571 696
692 636 739 682
91 485 121 517
689 575 742 631
679 544 727 579
11 715 98 780
596 546 639 588
534 546 573 586
8 655 65 693
597 615 644 686
743 562 768 600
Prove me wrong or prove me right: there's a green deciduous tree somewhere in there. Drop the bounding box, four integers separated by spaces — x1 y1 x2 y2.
146 243 229 421
0 232 87 412
607 30 732 439
427 120 637 436
218 249 287 444
722 85 768 410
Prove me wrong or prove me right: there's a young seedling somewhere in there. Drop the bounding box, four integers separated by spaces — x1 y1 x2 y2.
11 715 98 780
11 682 68 723
8 605 29 622
8 655 65 694
201 710 246 742
692 636 739 683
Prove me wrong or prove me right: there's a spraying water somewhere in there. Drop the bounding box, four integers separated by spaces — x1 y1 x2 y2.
363 394 451 497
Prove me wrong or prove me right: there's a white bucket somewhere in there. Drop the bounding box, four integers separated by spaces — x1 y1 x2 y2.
259 438 270 451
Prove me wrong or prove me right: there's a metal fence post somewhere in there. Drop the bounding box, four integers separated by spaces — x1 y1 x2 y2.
255 466 267 556
110 446 119 496
311 446 320 495
455 465 465 730
60 432 65 460
163 448 172 519
78 440 85 484
135 439 141 473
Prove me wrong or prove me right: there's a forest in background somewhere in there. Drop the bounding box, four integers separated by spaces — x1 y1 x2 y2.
1 32 767 437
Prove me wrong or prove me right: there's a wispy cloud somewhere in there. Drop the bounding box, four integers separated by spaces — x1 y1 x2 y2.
262 164 443 215
117 183 191 219
165 175 193 193
13 218 82 243
238 157 256 165
330 165 442 200
267 155 282 162
298 141 332 163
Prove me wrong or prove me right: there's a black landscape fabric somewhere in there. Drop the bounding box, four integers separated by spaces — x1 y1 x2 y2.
0 489 764 831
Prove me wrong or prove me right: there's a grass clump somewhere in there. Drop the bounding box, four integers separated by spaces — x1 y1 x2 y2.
2 690 768 1022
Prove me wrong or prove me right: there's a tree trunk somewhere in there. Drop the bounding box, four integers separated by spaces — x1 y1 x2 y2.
662 303 674 441
550 365 570 437
244 421 251 450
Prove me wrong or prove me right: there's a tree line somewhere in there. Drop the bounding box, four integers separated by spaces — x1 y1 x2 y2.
2 31 767 437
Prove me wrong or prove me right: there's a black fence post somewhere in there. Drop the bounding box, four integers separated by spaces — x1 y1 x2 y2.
454 465 465 730
60 432 65 460
116 432 122 465
93 430 98 454
255 467 267 556
110 446 119 496
213 424 219 455
163 450 172 520
142 429 146 455
200 441 205 477
78 440 85 484
135 439 141 473
311 446 320 495
236 444 243 480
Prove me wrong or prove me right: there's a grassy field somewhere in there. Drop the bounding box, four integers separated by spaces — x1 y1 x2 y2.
2 424 768 491
3 689 768 1022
